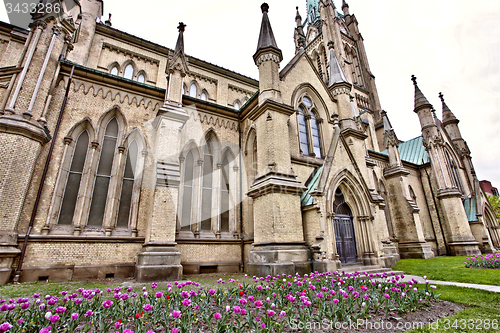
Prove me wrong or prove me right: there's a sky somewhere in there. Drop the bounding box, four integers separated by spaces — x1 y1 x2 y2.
1 0 499 187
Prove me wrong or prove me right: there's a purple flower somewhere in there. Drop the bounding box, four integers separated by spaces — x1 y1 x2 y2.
170 310 181 318
17 318 23 325
279 310 286 318
114 321 122 329
155 292 163 298
213 312 222 320
333 298 340 304
181 298 191 307
241 308 247 315
151 282 158 289
102 300 114 309
209 288 216 295
143 303 152 312
20 302 30 310
254 300 263 308
71 313 79 321
39 328 51 333
0 322 12 333
54 306 66 314
267 310 275 317
49 315 60 324
172 328 179 333
384 293 390 299
84 310 93 317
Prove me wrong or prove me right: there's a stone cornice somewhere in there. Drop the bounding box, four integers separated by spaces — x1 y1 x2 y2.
0 114 49 144
383 165 410 179
102 42 160 65
247 171 306 199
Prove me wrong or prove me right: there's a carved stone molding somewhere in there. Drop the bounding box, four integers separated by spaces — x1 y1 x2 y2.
102 43 160 65
255 53 281 67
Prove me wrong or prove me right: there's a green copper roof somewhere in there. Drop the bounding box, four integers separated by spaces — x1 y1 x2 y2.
301 166 323 207
463 197 479 222
306 0 320 24
379 136 430 165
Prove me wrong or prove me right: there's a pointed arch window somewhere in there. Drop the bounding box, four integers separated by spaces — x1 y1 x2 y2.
234 101 240 110
297 96 323 158
88 118 118 226
200 92 207 101
181 150 195 231
189 83 197 98
220 156 230 232
110 67 118 76
201 139 214 231
137 74 145 83
298 106 310 155
58 130 89 225
124 64 134 80
116 140 138 228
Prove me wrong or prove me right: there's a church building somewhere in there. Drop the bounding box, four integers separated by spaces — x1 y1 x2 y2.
0 0 498 283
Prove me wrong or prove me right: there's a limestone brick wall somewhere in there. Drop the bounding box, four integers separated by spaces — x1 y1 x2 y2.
0 133 41 232
22 242 142 267
0 33 25 68
178 243 241 263
405 168 436 241
292 162 316 185
184 72 218 102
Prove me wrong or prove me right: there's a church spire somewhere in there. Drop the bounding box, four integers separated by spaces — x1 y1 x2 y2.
294 6 306 52
439 92 458 124
411 75 432 111
255 3 281 55
328 41 347 86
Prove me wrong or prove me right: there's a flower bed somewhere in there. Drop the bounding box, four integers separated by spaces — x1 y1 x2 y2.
465 253 500 269
0 271 438 333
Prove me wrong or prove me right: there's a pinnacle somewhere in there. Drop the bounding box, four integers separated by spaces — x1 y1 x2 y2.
412 75 432 111
439 92 457 122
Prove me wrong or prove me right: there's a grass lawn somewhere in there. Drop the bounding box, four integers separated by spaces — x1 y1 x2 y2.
395 256 500 286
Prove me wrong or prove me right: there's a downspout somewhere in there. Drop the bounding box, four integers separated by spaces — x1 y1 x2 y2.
13 65 75 282
423 165 449 255
238 112 244 272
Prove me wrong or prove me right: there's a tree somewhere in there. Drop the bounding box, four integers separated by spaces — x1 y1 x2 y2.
487 194 500 220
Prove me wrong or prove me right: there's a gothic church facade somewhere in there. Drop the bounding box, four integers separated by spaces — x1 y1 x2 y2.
0 0 498 283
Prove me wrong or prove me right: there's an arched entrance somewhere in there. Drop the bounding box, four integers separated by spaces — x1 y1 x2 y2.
333 188 357 263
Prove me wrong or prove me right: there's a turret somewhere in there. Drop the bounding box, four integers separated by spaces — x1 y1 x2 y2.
381 111 403 167
440 92 468 153
342 0 350 16
412 75 440 146
253 3 283 105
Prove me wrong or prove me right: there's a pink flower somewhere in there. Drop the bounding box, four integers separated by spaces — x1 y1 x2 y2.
114 321 121 329
267 310 275 317
55 306 66 314
241 308 247 315
70 313 79 321
123 330 134 333
0 322 12 333
213 312 222 320
261 323 266 329
333 298 340 304
143 304 152 312
181 299 191 307
49 315 60 323
383 293 390 299
279 310 286 318
84 310 93 317
170 310 181 318
172 329 179 333
17 318 23 325
155 292 163 298
209 289 216 295
39 327 51 333
232 306 241 313
254 300 263 308
239 298 247 305
102 300 114 308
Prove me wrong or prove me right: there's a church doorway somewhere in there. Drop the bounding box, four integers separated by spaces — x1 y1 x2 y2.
333 188 357 264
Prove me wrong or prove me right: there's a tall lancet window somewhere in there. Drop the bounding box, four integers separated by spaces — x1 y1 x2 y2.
181 150 195 231
445 150 462 193
88 118 118 226
190 83 197 98
220 156 230 232
58 130 89 225
298 106 310 155
311 112 322 158
116 140 138 228
297 96 323 158
201 139 214 231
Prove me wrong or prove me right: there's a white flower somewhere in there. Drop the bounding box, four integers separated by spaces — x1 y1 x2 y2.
361 302 366 307
423 276 427 280
45 312 52 320
414 288 418 292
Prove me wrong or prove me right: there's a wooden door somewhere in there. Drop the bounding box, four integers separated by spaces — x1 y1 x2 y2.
334 214 357 264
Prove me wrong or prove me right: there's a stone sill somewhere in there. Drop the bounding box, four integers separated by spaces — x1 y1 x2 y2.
17 235 145 243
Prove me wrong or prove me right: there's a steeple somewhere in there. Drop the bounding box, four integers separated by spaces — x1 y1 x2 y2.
254 3 283 104
328 41 347 86
411 75 432 111
439 92 458 124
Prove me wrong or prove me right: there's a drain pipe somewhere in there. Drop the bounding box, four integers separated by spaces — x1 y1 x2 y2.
238 112 244 272
423 166 449 255
13 65 75 282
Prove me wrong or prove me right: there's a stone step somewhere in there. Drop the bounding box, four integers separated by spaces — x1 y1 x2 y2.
334 264 404 277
